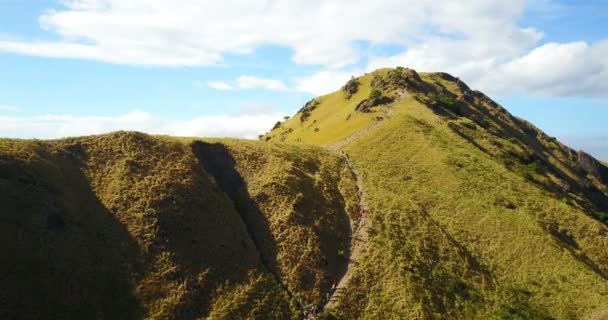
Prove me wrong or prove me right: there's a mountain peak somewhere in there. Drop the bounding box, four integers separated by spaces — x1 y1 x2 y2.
2 67 608 319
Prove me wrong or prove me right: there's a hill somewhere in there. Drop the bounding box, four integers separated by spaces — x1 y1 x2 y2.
0 132 358 319
1 67 607 319
264 67 608 319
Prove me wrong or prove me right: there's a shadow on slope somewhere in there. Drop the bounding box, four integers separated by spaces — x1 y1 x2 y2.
0 142 143 319
192 141 281 280
420 73 608 218
192 141 354 308
79 132 279 319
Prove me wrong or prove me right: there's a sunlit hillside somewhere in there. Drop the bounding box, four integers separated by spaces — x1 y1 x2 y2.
1 68 607 319
265 67 608 319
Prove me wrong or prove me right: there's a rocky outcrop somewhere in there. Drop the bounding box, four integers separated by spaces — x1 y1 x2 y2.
355 95 394 113
371 67 428 93
578 151 608 184
472 90 500 109
299 99 320 123
342 77 360 99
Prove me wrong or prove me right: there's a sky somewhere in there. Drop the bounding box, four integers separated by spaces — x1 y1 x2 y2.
0 0 606 160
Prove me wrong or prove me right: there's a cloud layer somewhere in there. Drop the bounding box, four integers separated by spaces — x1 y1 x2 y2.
0 0 606 97
0 0 429 67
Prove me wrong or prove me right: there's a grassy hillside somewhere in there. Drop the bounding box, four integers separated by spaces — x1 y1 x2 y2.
2 67 607 319
266 67 608 319
0 132 357 319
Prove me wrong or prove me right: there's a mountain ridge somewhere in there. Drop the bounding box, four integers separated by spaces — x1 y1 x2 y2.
265 67 608 319
1 67 607 319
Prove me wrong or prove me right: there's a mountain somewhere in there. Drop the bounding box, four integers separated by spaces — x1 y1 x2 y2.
1 67 608 319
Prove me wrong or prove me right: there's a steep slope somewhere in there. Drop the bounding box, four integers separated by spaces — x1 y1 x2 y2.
0 132 357 319
265 67 608 319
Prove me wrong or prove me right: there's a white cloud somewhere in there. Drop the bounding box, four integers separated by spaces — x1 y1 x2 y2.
237 76 287 91
480 41 608 97
0 105 19 111
203 76 287 91
0 0 605 98
0 0 526 68
0 110 283 140
294 69 361 96
205 81 234 91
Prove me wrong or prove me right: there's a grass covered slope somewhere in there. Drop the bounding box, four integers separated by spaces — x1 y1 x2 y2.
264 71 392 146
0 132 357 319
266 68 608 319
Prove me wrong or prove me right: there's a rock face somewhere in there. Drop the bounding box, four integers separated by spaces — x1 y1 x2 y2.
371 67 428 93
299 99 320 123
355 95 394 113
342 77 360 99
578 151 608 184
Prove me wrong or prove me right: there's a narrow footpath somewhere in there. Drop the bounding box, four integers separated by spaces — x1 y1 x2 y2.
321 152 371 315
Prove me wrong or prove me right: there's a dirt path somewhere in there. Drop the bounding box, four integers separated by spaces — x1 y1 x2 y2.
322 152 370 313
308 101 402 318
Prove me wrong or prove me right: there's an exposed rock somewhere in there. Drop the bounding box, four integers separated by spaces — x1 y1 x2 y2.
371 67 428 93
578 151 608 184
342 77 360 99
473 90 500 109
436 72 476 103
436 72 458 82
298 99 320 123
355 96 394 113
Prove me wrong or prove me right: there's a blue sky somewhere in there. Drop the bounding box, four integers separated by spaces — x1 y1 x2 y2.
0 0 606 160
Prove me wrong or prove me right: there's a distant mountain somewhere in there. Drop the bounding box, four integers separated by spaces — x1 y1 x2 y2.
1 67 607 319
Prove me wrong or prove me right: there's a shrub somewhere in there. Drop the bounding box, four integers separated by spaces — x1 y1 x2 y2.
597 211 608 223
387 66 405 81
521 162 539 181
369 89 382 99
436 94 465 116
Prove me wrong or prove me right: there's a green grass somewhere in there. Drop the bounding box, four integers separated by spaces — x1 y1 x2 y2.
597 211 608 223
262 70 394 146
369 89 382 99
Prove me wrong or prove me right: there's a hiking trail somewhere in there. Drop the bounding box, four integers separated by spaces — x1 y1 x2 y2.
307 100 400 318
321 152 371 315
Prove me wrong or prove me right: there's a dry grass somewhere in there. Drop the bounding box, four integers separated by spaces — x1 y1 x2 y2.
2 67 607 319
0 132 357 319
268 68 608 319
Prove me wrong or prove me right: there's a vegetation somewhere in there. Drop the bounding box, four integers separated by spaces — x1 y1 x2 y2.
435 93 465 116
3 67 608 319
267 67 608 319
0 132 357 319
342 76 360 99
369 89 382 99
